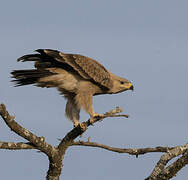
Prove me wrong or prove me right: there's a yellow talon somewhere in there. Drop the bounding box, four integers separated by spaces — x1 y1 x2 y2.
93 113 103 118
89 113 103 124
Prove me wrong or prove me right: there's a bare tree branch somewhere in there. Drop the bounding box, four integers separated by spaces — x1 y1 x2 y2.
158 150 188 179
71 141 175 156
146 143 188 180
0 104 55 155
0 141 35 150
57 106 129 154
0 104 59 179
1 103 188 180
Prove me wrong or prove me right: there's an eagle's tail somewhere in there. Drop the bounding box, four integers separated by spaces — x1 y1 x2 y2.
11 49 59 87
11 69 53 86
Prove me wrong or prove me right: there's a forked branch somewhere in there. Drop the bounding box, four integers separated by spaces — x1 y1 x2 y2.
146 144 188 180
0 103 188 180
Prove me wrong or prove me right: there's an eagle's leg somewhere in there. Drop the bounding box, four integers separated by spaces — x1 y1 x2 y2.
75 92 102 124
65 96 80 127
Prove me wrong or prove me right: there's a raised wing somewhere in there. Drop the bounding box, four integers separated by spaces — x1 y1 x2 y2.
18 49 113 89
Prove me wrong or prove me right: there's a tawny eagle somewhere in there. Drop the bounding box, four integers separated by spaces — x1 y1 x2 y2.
11 49 133 126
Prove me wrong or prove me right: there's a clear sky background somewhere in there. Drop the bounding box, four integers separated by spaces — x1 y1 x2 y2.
0 0 188 179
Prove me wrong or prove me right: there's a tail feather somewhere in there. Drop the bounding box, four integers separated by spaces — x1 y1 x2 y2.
11 49 66 87
11 69 54 87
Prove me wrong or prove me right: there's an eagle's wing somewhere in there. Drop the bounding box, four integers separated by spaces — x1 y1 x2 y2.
18 49 113 89
59 52 113 89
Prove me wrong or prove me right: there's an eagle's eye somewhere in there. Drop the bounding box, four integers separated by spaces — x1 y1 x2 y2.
120 81 124 85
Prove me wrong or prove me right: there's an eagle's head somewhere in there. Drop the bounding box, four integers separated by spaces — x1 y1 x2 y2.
109 73 134 94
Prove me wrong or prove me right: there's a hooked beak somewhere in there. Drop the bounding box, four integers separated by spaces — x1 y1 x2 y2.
128 82 134 91
129 84 134 91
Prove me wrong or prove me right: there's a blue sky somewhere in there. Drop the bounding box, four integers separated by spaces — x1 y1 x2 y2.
0 0 188 179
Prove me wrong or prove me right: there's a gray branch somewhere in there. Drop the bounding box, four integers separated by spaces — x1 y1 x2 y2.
0 103 188 180
146 143 188 180
71 141 175 156
0 141 35 150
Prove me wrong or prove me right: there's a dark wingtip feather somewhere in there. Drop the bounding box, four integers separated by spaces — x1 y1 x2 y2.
17 49 61 62
17 56 24 62
35 49 45 54
17 54 41 62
